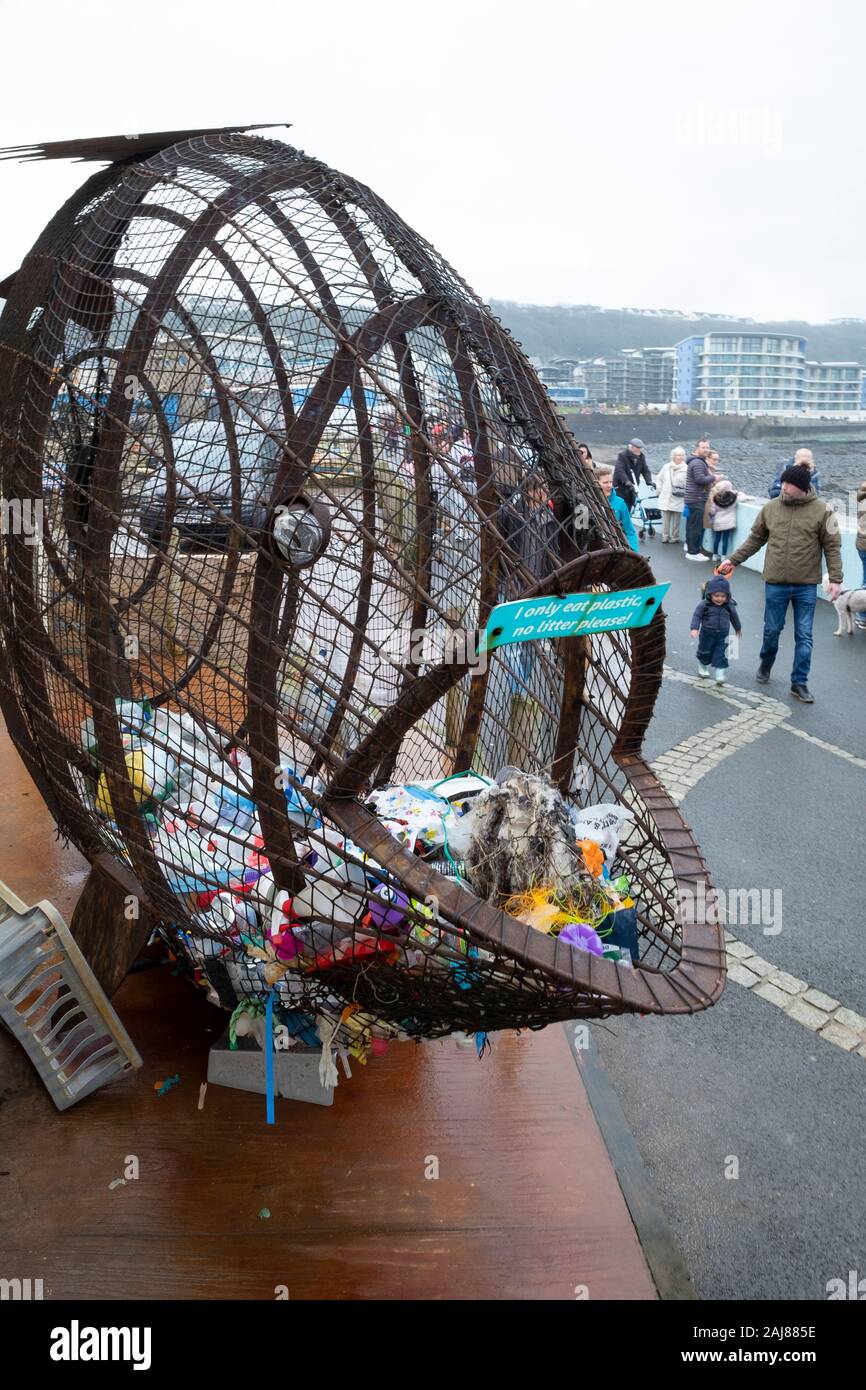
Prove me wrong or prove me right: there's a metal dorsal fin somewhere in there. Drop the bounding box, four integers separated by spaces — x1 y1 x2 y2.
0 123 290 164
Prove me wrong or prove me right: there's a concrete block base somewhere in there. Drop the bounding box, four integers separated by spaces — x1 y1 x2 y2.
207 1031 334 1107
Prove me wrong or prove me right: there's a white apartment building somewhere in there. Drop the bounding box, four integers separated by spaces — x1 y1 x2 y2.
803 361 861 413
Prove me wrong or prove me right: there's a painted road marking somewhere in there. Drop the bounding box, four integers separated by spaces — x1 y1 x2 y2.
783 723 866 773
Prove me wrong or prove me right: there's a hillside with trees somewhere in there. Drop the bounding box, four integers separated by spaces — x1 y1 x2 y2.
488 302 866 366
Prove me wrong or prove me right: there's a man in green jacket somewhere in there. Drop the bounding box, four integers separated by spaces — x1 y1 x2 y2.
717 463 842 703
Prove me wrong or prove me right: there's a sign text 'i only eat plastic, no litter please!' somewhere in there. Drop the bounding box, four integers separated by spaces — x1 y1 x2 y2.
483 583 670 650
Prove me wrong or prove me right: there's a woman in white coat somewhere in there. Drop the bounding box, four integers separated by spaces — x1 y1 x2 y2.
705 477 740 560
656 446 688 543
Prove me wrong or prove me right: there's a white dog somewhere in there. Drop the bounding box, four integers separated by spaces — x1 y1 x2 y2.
823 576 866 635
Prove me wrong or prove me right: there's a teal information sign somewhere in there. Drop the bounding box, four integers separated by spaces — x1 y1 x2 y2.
484 583 669 650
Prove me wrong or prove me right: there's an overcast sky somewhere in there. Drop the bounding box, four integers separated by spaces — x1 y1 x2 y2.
1 0 863 322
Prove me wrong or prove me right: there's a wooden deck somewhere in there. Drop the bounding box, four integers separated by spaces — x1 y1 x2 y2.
0 723 656 1300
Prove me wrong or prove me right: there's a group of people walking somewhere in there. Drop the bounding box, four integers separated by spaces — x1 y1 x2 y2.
616 436 743 560
388 416 865 709
586 435 865 706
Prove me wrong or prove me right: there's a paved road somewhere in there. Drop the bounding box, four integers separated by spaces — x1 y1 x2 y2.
591 536 866 1301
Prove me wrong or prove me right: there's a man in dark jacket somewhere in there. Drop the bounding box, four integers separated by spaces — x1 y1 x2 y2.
717 463 842 702
613 438 652 512
684 438 714 559
494 472 558 598
768 448 820 499
494 474 558 687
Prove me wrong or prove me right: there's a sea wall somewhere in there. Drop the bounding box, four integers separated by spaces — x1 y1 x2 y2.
564 413 746 446
564 412 866 446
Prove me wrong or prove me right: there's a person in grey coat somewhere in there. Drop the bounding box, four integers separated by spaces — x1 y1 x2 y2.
684 438 714 560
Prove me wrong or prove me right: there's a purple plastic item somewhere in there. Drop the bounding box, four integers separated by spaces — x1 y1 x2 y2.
273 931 301 962
558 921 604 956
367 885 410 933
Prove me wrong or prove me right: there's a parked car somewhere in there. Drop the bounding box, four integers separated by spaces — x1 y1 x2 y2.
137 415 282 551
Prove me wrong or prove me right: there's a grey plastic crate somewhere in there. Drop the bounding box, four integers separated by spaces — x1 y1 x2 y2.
0 879 141 1109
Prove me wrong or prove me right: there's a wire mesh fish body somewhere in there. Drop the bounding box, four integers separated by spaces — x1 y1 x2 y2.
0 130 725 1041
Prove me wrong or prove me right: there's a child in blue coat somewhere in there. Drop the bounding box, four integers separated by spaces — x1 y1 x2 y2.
689 575 742 685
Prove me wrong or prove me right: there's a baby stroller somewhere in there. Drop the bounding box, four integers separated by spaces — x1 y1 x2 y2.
631 483 663 540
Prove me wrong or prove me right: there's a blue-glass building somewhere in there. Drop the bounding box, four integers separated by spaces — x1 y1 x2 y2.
674 332 808 413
